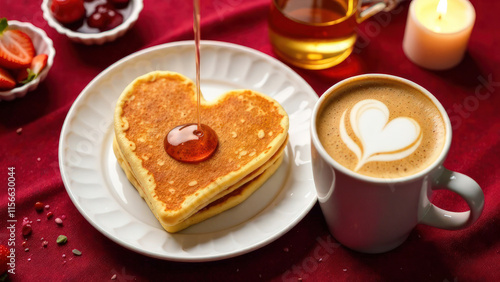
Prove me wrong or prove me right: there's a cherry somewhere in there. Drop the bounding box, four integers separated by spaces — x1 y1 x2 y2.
50 0 86 24
96 3 114 13
87 3 124 31
108 0 130 9
87 12 105 28
105 9 124 30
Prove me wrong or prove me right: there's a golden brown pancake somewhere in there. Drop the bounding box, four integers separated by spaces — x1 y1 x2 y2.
113 135 287 231
114 71 289 232
114 137 285 232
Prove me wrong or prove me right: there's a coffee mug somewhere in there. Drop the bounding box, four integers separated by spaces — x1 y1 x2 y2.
268 0 401 70
310 74 484 253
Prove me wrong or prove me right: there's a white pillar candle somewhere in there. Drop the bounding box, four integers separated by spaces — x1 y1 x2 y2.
403 0 475 70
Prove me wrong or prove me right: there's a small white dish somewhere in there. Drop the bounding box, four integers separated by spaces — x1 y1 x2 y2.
0 20 55 102
41 0 143 45
59 41 318 262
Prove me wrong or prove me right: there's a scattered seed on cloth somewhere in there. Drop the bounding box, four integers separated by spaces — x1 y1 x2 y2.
56 235 67 245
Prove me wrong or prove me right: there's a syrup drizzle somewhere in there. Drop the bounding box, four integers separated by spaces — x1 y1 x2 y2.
164 0 218 163
194 0 202 129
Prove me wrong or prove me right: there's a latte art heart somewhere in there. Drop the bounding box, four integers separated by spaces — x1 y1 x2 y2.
339 99 423 171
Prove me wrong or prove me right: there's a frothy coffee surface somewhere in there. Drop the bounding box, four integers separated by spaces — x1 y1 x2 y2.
317 78 446 178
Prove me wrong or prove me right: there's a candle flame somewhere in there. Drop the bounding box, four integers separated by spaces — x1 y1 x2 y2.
437 0 448 18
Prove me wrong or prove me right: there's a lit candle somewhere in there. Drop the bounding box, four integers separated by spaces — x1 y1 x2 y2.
403 0 476 70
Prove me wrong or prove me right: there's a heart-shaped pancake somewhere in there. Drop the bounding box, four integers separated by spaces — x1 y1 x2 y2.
114 71 289 232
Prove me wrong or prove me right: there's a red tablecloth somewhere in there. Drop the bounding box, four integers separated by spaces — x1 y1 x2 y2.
1 0 499 281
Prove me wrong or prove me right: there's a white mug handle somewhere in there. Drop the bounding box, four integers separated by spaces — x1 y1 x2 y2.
420 168 484 230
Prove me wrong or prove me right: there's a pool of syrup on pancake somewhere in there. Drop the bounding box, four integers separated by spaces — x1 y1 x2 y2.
164 0 218 163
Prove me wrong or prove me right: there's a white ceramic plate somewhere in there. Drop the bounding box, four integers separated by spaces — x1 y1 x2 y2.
59 41 318 262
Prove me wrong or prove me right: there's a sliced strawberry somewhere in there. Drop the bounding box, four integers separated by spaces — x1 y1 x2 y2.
31 54 48 74
0 67 16 90
15 68 29 83
0 18 35 69
16 54 48 84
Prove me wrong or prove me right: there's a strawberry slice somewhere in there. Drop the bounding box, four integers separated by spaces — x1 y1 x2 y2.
0 67 15 90
30 54 48 74
0 18 35 69
16 54 48 84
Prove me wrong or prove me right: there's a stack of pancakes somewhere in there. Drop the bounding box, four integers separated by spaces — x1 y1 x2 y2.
113 71 289 232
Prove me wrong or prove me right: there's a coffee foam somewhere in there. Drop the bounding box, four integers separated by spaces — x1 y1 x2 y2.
317 78 446 179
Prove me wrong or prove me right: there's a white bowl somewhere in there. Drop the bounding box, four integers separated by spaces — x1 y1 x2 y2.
41 0 143 45
0 21 56 102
